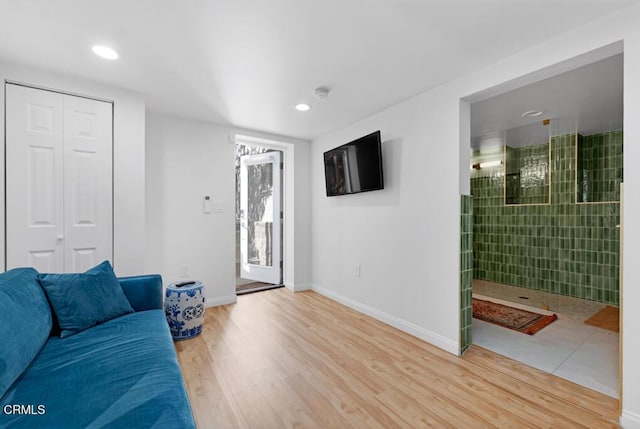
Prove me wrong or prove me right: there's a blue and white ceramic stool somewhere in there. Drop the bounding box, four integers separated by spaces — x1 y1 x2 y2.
164 280 206 340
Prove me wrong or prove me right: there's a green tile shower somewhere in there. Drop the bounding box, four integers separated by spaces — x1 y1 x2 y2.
470 131 622 306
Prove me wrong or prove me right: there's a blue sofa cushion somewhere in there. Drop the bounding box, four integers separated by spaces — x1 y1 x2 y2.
0 310 195 428
38 261 134 338
0 268 52 398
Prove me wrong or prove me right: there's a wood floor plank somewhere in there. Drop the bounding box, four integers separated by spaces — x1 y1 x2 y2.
278 291 610 427
286 293 549 427
176 289 620 428
293 290 619 426
462 346 620 422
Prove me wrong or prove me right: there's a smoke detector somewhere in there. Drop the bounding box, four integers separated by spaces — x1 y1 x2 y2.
313 87 330 100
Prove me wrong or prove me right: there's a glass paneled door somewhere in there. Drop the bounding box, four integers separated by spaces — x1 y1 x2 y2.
239 151 282 284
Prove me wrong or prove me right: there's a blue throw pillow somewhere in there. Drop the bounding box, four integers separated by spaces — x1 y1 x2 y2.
38 261 134 338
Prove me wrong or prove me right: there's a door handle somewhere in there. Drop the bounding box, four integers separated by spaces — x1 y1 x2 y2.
56 235 64 243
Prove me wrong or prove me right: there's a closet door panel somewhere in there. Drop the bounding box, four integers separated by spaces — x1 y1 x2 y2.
6 85 64 272
63 95 113 273
5 84 113 273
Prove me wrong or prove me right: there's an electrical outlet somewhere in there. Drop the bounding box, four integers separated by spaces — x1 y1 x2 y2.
180 265 189 278
355 264 361 277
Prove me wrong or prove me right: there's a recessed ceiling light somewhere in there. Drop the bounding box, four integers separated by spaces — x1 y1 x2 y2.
295 103 311 112
92 45 119 60
521 109 543 118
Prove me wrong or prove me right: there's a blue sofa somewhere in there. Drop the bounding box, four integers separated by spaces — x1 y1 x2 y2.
0 267 196 428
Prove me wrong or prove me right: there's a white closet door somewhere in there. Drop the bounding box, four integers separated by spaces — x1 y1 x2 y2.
63 95 113 272
5 84 113 273
6 85 65 272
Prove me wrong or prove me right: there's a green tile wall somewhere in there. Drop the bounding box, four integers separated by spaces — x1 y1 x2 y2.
577 131 623 203
460 195 473 354
471 132 622 305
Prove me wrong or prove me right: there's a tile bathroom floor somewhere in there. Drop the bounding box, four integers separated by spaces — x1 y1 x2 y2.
472 280 619 399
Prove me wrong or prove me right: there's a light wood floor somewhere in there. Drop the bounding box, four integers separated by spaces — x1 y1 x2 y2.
175 288 620 428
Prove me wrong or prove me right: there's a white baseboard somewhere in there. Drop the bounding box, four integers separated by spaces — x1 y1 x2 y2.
283 281 311 292
310 284 459 355
621 410 640 428
290 282 311 292
206 294 237 308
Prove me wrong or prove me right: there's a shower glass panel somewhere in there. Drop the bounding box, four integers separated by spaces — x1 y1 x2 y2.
504 122 551 205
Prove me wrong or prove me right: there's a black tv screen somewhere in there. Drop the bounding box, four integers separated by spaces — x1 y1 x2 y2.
323 131 384 197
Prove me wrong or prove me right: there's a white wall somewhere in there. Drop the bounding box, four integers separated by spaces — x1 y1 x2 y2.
310 3 640 425
293 138 312 290
621 19 640 427
145 112 311 307
0 60 146 276
311 81 463 354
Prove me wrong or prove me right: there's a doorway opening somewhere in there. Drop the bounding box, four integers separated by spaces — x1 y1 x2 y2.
464 49 623 400
235 140 284 295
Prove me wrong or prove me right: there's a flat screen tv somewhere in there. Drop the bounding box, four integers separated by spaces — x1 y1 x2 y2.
323 131 384 197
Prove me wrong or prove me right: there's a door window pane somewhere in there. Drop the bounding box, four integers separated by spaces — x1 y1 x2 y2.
247 163 273 266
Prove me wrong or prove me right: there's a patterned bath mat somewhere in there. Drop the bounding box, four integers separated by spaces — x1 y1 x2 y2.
473 298 558 335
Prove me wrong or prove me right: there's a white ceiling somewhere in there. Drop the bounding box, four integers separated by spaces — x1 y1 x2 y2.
0 0 636 140
471 54 623 149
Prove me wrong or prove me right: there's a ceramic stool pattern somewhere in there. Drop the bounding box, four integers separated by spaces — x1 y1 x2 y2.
164 281 206 340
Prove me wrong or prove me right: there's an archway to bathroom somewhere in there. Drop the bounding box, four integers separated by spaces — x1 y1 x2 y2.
463 50 623 400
